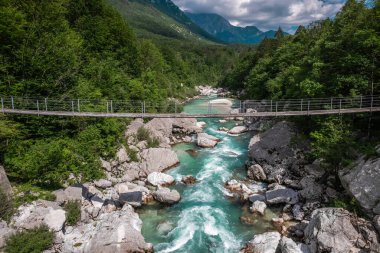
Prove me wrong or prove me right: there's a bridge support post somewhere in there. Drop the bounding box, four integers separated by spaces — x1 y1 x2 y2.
301 99 303 111
360 96 363 108
77 99 80 112
71 100 74 113
110 100 113 113
143 101 146 114
339 99 342 114
106 102 109 113
174 102 177 114
45 98 48 111
331 98 333 110
275 102 278 116
1 97 3 113
371 95 374 113
11 96 14 110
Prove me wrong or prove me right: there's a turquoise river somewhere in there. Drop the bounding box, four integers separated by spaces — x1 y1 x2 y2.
138 97 275 252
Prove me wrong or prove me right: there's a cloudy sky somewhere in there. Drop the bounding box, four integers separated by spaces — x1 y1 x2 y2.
172 0 347 33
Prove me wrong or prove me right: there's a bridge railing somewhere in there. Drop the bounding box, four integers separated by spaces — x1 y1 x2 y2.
1 95 379 115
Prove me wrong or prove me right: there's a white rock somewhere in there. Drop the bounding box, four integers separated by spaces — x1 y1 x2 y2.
140 148 179 176
197 121 207 128
116 145 129 163
246 232 281 253
228 126 247 135
153 188 181 204
147 172 175 186
250 201 267 215
197 133 220 148
94 179 112 189
115 183 129 195
11 201 66 232
62 205 153 253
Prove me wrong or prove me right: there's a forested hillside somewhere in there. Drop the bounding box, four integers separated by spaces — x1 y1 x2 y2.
0 0 242 190
221 0 380 168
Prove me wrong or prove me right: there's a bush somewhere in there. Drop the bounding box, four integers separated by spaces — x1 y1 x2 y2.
136 126 151 142
0 188 13 222
64 200 81 226
5 225 54 253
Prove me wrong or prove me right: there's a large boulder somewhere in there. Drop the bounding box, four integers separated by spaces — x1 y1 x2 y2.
147 172 175 186
304 208 380 253
11 200 66 232
197 133 220 148
140 148 179 176
247 164 267 181
248 122 306 168
280 237 309 253
153 188 181 204
62 205 153 253
228 126 247 135
265 186 299 205
53 184 87 205
339 157 380 215
243 231 281 253
0 165 12 197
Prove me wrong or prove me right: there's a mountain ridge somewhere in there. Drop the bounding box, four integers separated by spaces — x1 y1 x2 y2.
185 12 282 44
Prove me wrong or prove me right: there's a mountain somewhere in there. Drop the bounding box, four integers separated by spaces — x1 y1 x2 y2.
185 12 280 44
108 0 220 43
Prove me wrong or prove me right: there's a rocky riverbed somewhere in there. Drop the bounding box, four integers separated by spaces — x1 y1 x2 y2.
1 92 379 253
231 116 380 253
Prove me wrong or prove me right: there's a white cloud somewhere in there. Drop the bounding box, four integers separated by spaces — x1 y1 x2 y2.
173 0 345 32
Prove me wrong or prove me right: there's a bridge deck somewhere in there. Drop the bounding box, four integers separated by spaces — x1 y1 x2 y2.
2 107 380 118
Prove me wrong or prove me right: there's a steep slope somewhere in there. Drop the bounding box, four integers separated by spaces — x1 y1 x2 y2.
108 0 219 42
186 12 279 44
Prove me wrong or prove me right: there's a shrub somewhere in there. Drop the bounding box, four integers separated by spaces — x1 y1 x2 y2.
64 201 81 226
0 188 13 222
5 225 54 253
136 126 151 142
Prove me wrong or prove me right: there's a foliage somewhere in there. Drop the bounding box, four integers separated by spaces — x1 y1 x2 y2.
64 200 81 226
4 118 126 185
4 225 54 253
328 196 364 217
310 118 354 168
221 0 380 170
0 188 13 222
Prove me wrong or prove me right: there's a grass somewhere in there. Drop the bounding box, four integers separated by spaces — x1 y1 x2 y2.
136 126 160 148
13 184 56 208
4 225 54 253
64 201 81 226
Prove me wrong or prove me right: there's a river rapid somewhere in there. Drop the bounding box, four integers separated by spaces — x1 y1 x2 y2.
138 97 274 252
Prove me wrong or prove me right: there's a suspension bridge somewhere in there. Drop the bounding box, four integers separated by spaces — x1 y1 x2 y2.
0 95 379 118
